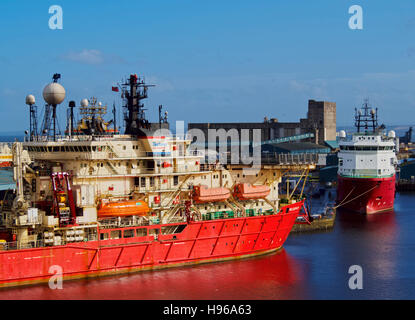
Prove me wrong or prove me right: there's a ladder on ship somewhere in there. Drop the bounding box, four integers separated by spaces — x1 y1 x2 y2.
162 174 191 207
105 161 119 175
224 180 246 217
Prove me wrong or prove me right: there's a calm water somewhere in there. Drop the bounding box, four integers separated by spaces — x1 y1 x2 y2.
1 192 415 300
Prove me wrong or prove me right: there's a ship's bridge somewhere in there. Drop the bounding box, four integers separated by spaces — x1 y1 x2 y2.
338 133 397 178
22 135 200 162
339 133 396 151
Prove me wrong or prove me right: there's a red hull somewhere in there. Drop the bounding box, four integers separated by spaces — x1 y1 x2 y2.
0 201 303 288
336 175 396 214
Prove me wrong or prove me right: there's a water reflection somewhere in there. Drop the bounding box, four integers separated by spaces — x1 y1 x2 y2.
1 248 307 300
335 208 399 296
3 193 414 300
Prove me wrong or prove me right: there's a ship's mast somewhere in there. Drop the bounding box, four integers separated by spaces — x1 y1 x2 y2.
354 99 378 133
122 74 155 135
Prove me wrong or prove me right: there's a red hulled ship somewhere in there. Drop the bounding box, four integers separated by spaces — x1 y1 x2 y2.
336 101 398 214
0 201 303 287
0 73 312 288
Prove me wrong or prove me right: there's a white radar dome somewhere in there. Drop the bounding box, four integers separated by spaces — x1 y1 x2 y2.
388 130 396 138
339 130 346 138
42 83 66 105
371 109 376 115
80 99 89 107
25 94 35 105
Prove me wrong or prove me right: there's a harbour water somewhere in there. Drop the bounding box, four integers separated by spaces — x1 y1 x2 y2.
1 191 414 300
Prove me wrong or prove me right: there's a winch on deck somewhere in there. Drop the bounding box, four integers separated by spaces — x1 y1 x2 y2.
51 172 77 227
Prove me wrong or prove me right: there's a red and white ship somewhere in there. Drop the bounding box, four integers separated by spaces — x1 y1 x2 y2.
0 73 313 287
336 101 398 214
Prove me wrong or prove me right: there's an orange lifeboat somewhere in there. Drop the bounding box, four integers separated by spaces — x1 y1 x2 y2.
233 183 270 200
193 185 231 203
97 200 150 218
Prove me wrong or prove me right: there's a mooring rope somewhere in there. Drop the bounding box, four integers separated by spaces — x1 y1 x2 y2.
332 184 379 210
333 186 355 209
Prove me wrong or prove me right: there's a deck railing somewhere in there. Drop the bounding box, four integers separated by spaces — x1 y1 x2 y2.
201 152 319 166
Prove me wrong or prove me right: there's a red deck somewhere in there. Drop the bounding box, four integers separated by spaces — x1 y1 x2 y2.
0 201 303 288
336 175 396 214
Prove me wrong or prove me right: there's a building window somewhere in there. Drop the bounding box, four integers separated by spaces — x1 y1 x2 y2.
173 176 179 186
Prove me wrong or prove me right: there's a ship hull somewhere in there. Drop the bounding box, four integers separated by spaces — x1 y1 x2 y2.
336 175 396 214
0 201 303 288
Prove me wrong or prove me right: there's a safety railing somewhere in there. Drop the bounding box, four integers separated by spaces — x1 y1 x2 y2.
200 153 319 166
0 240 45 251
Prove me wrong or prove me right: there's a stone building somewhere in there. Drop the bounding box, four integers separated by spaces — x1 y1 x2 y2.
188 100 337 146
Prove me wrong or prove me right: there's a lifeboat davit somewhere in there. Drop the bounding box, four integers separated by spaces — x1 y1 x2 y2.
193 185 231 203
97 200 150 218
233 183 270 200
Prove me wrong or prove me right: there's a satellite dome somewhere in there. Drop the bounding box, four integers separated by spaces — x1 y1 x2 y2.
42 82 66 105
98 102 102 106
339 130 346 138
388 130 396 138
25 94 35 105
371 108 376 115
80 99 89 107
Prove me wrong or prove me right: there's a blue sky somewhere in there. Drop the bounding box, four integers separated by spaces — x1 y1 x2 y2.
1 0 415 133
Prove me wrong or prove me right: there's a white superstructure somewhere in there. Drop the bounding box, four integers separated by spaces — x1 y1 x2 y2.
338 133 398 178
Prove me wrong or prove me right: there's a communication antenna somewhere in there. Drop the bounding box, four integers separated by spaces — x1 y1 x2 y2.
67 100 76 137
112 102 117 134
42 74 65 141
354 99 378 133
25 94 38 141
